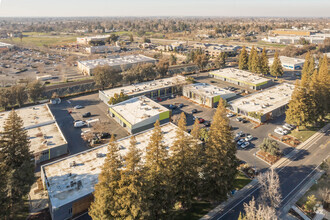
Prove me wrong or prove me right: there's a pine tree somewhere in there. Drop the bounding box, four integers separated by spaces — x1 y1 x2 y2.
239 46 249 70
248 46 258 73
170 112 199 209
308 69 322 122
215 52 226 69
144 120 174 219
317 55 329 119
89 135 122 219
191 118 200 140
260 48 270 75
117 136 146 219
270 51 283 79
202 99 239 202
0 110 35 218
302 52 315 79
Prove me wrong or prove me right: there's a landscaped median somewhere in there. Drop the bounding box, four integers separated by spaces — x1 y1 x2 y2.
255 138 282 165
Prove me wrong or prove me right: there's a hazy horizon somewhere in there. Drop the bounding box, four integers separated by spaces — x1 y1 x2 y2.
0 0 329 17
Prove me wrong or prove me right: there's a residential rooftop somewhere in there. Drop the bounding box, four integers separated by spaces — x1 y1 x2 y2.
42 123 192 209
0 104 55 131
229 83 295 114
184 83 236 98
101 75 186 98
27 123 67 154
111 96 169 125
269 56 305 65
209 68 271 86
78 55 156 69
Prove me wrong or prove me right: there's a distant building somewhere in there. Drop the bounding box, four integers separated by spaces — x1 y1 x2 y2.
109 96 171 134
99 75 186 104
76 35 110 45
0 104 68 164
77 55 157 76
262 34 329 45
269 56 305 70
85 45 120 54
0 42 14 52
271 29 315 36
183 83 236 108
209 68 273 90
229 83 295 122
41 123 195 220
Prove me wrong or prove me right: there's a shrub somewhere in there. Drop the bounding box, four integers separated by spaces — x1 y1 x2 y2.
259 138 281 156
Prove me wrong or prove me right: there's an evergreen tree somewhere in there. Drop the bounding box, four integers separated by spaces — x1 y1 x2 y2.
317 55 329 119
309 69 322 122
117 136 147 219
202 99 239 202
144 120 174 219
248 46 258 72
260 47 270 75
270 51 283 79
302 52 315 79
191 118 200 140
0 110 35 218
215 52 226 69
239 46 249 70
170 112 199 209
89 135 122 219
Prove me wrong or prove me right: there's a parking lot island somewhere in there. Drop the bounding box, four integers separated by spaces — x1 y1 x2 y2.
109 96 171 134
183 82 236 108
209 68 273 90
41 123 194 220
99 75 187 104
229 83 295 123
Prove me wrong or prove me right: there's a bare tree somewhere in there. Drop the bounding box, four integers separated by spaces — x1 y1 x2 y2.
243 197 277 220
257 168 282 208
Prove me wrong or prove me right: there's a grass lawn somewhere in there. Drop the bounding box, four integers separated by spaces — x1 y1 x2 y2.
256 41 287 48
2 35 77 47
291 129 317 142
173 172 251 220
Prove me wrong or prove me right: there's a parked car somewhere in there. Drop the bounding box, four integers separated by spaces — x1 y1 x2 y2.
237 139 245 146
245 135 253 142
203 121 211 127
236 117 243 122
241 119 248 123
191 109 198 114
227 113 234 117
169 104 177 109
74 121 86 128
74 105 83 109
274 127 288 135
241 142 250 149
187 129 191 133
82 112 91 118
193 116 205 124
237 131 244 137
98 132 111 139
178 103 184 108
283 123 295 130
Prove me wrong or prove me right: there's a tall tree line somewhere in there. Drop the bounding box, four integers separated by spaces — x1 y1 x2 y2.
89 100 238 219
239 46 270 76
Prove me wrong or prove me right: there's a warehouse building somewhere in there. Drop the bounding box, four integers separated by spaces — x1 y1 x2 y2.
85 45 121 54
99 75 186 104
76 35 110 45
229 83 295 122
209 68 273 90
109 96 171 134
41 123 194 220
0 104 68 164
183 83 236 108
77 54 157 76
269 56 305 70
0 42 14 52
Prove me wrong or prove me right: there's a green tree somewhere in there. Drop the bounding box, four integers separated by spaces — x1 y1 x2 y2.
0 89 11 109
248 46 256 72
270 51 283 79
117 136 147 219
191 119 200 140
195 54 209 70
0 110 35 219
27 80 44 103
156 58 169 77
11 84 28 107
144 120 174 219
215 52 226 69
260 48 270 75
238 46 249 70
259 138 281 156
302 51 315 79
129 34 134 43
304 195 317 213
202 99 239 202
108 34 119 44
317 55 329 119
169 54 178 65
89 135 122 219
170 112 199 209
93 65 121 90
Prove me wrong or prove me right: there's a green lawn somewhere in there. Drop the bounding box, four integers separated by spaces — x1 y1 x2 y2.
2 35 77 47
173 172 251 220
291 129 317 142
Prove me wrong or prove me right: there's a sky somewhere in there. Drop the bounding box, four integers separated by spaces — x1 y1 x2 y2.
0 0 329 17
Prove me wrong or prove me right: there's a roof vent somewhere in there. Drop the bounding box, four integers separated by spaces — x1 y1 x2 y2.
70 161 76 167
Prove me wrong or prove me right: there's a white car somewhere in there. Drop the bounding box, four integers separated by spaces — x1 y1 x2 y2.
74 105 83 109
241 142 250 149
237 131 243 137
74 121 86 128
227 113 234 117
274 127 286 135
283 123 294 131
245 135 253 142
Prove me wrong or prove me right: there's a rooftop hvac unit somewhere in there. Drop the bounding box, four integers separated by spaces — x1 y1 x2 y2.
70 161 76 167
96 153 105 158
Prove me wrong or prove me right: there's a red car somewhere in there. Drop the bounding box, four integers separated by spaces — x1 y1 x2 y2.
199 118 205 123
68 109 72 114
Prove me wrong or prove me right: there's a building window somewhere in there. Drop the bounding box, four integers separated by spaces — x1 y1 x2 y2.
123 122 126 127
69 208 72 214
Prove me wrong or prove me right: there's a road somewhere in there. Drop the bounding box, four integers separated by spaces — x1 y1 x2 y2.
208 126 330 220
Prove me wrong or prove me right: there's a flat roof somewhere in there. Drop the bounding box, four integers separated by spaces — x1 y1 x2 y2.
210 68 271 86
42 123 192 209
0 104 55 131
27 123 67 154
78 55 156 70
269 56 305 65
229 83 295 114
184 83 236 98
0 42 13 48
101 75 186 98
110 96 169 125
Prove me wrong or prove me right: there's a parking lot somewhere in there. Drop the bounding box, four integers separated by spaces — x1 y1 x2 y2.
49 93 129 155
